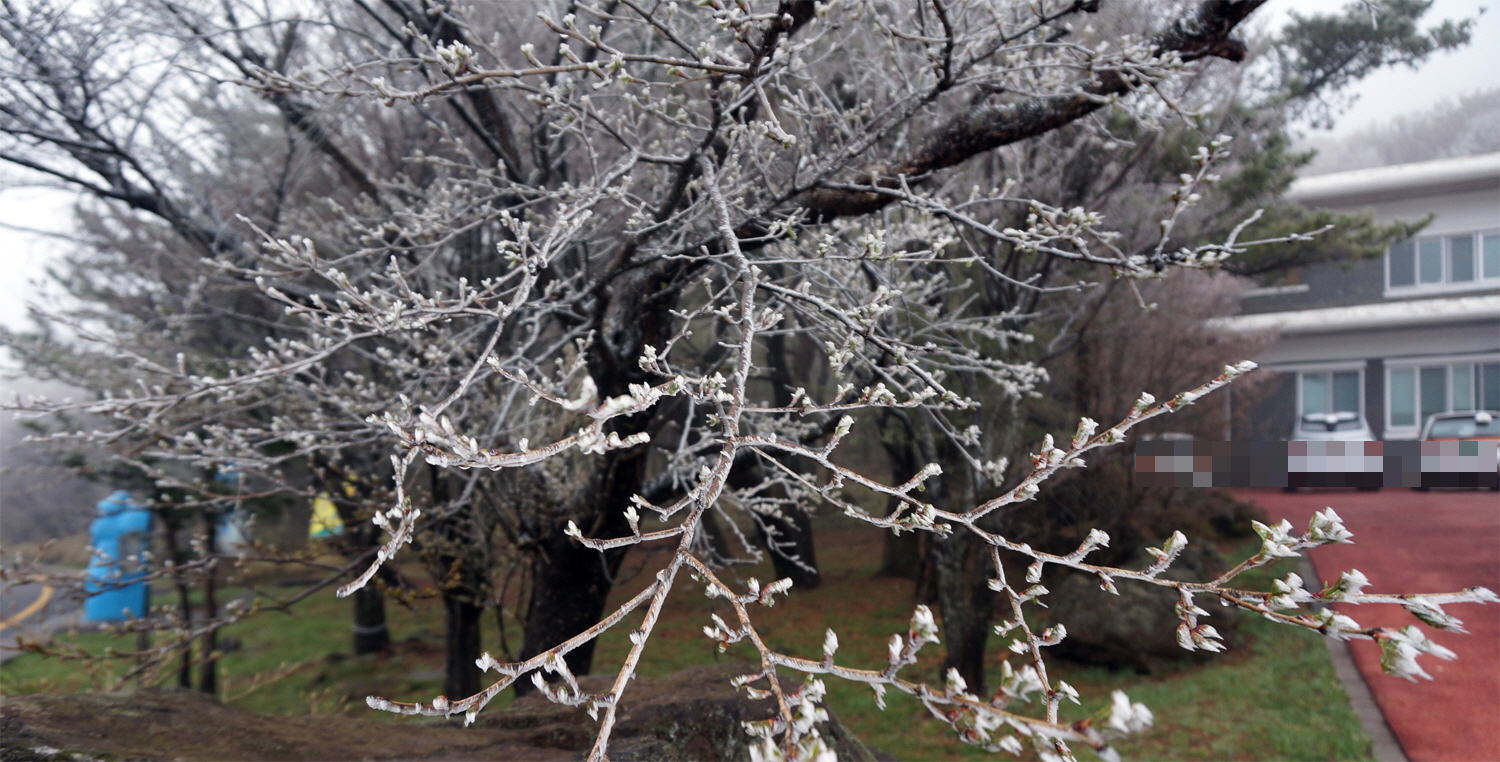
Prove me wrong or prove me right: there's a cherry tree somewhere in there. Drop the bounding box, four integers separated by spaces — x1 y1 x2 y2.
3 1 1494 759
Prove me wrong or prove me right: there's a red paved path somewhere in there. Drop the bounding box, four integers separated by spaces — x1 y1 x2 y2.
1229 489 1500 762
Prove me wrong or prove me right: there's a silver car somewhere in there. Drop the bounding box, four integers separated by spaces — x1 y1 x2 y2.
1286 411 1377 492
1293 411 1375 442
1415 410 1500 491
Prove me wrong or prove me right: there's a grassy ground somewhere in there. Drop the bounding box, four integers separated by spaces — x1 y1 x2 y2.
2 523 1371 761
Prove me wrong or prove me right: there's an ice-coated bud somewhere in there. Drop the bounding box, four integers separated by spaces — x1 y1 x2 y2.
1104 690 1154 736
909 604 939 645
1096 573 1119 595
1131 392 1156 415
833 415 854 438
1056 681 1080 704
1072 417 1098 448
1378 625 1457 681
1268 572 1313 610
1222 360 1257 380
1320 569 1370 601
944 667 967 696
1305 508 1353 545
1252 519 1301 560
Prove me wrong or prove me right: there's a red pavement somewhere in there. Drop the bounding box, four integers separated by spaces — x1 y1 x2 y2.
1230 489 1500 762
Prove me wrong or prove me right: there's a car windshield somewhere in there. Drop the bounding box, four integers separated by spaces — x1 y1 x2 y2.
1426 415 1500 439
1300 412 1363 432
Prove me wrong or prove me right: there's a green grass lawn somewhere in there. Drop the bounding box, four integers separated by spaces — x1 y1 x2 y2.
2 527 1371 760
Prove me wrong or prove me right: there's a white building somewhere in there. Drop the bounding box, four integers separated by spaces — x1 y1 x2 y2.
1217 153 1500 440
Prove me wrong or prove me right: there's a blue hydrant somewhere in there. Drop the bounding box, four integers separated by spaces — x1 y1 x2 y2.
83 491 153 622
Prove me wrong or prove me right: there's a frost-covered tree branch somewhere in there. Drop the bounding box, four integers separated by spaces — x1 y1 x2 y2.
3 0 1492 758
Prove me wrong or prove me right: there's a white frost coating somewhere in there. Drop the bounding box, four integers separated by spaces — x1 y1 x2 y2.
1104 691 1154 736
1268 573 1313 610
909 605 940 646
10 3 1495 759
1321 569 1371 601
1379 625 1459 681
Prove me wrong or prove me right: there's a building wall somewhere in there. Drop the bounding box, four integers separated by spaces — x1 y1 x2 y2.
1241 183 1500 316
1233 157 1500 441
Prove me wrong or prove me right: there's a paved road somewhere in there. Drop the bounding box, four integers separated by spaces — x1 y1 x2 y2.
0 581 51 624
1 573 82 663
1231 488 1499 762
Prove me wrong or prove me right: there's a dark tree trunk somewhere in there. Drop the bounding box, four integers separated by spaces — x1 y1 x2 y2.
931 402 1020 695
933 531 996 694
756 323 820 589
135 627 152 686
198 511 218 696
514 264 678 693
878 516 924 580
877 410 933 593
334 475 393 656
443 594 484 700
697 506 734 559
353 584 391 655
728 456 821 590
424 466 497 701
158 510 195 689
514 523 628 693
886 408 997 692
881 519 937 603
755 506 821 589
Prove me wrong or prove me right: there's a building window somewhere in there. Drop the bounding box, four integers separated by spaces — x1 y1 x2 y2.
1484 363 1500 410
1387 231 1500 292
1389 362 1500 433
1420 366 1447 421
1390 368 1416 427
1453 363 1473 412
1451 236 1475 282
1300 370 1361 416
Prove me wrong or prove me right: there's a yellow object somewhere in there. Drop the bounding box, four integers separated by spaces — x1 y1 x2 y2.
0 585 52 633
309 492 345 538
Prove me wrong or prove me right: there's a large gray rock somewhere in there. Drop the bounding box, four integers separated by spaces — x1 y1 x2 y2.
1043 545 1242 673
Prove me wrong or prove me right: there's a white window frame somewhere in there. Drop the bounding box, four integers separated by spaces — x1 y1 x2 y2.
1385 229 1500 297
1295 363 1364 420
1385 354 1500 439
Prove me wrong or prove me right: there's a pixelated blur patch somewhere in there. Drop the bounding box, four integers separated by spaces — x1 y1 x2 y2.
1133 440 1499 489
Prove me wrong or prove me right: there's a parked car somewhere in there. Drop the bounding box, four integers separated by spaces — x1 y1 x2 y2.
1293 411 1375 441
1420 409 1500 441
1415 410 1500 491
1287 411 1378 492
